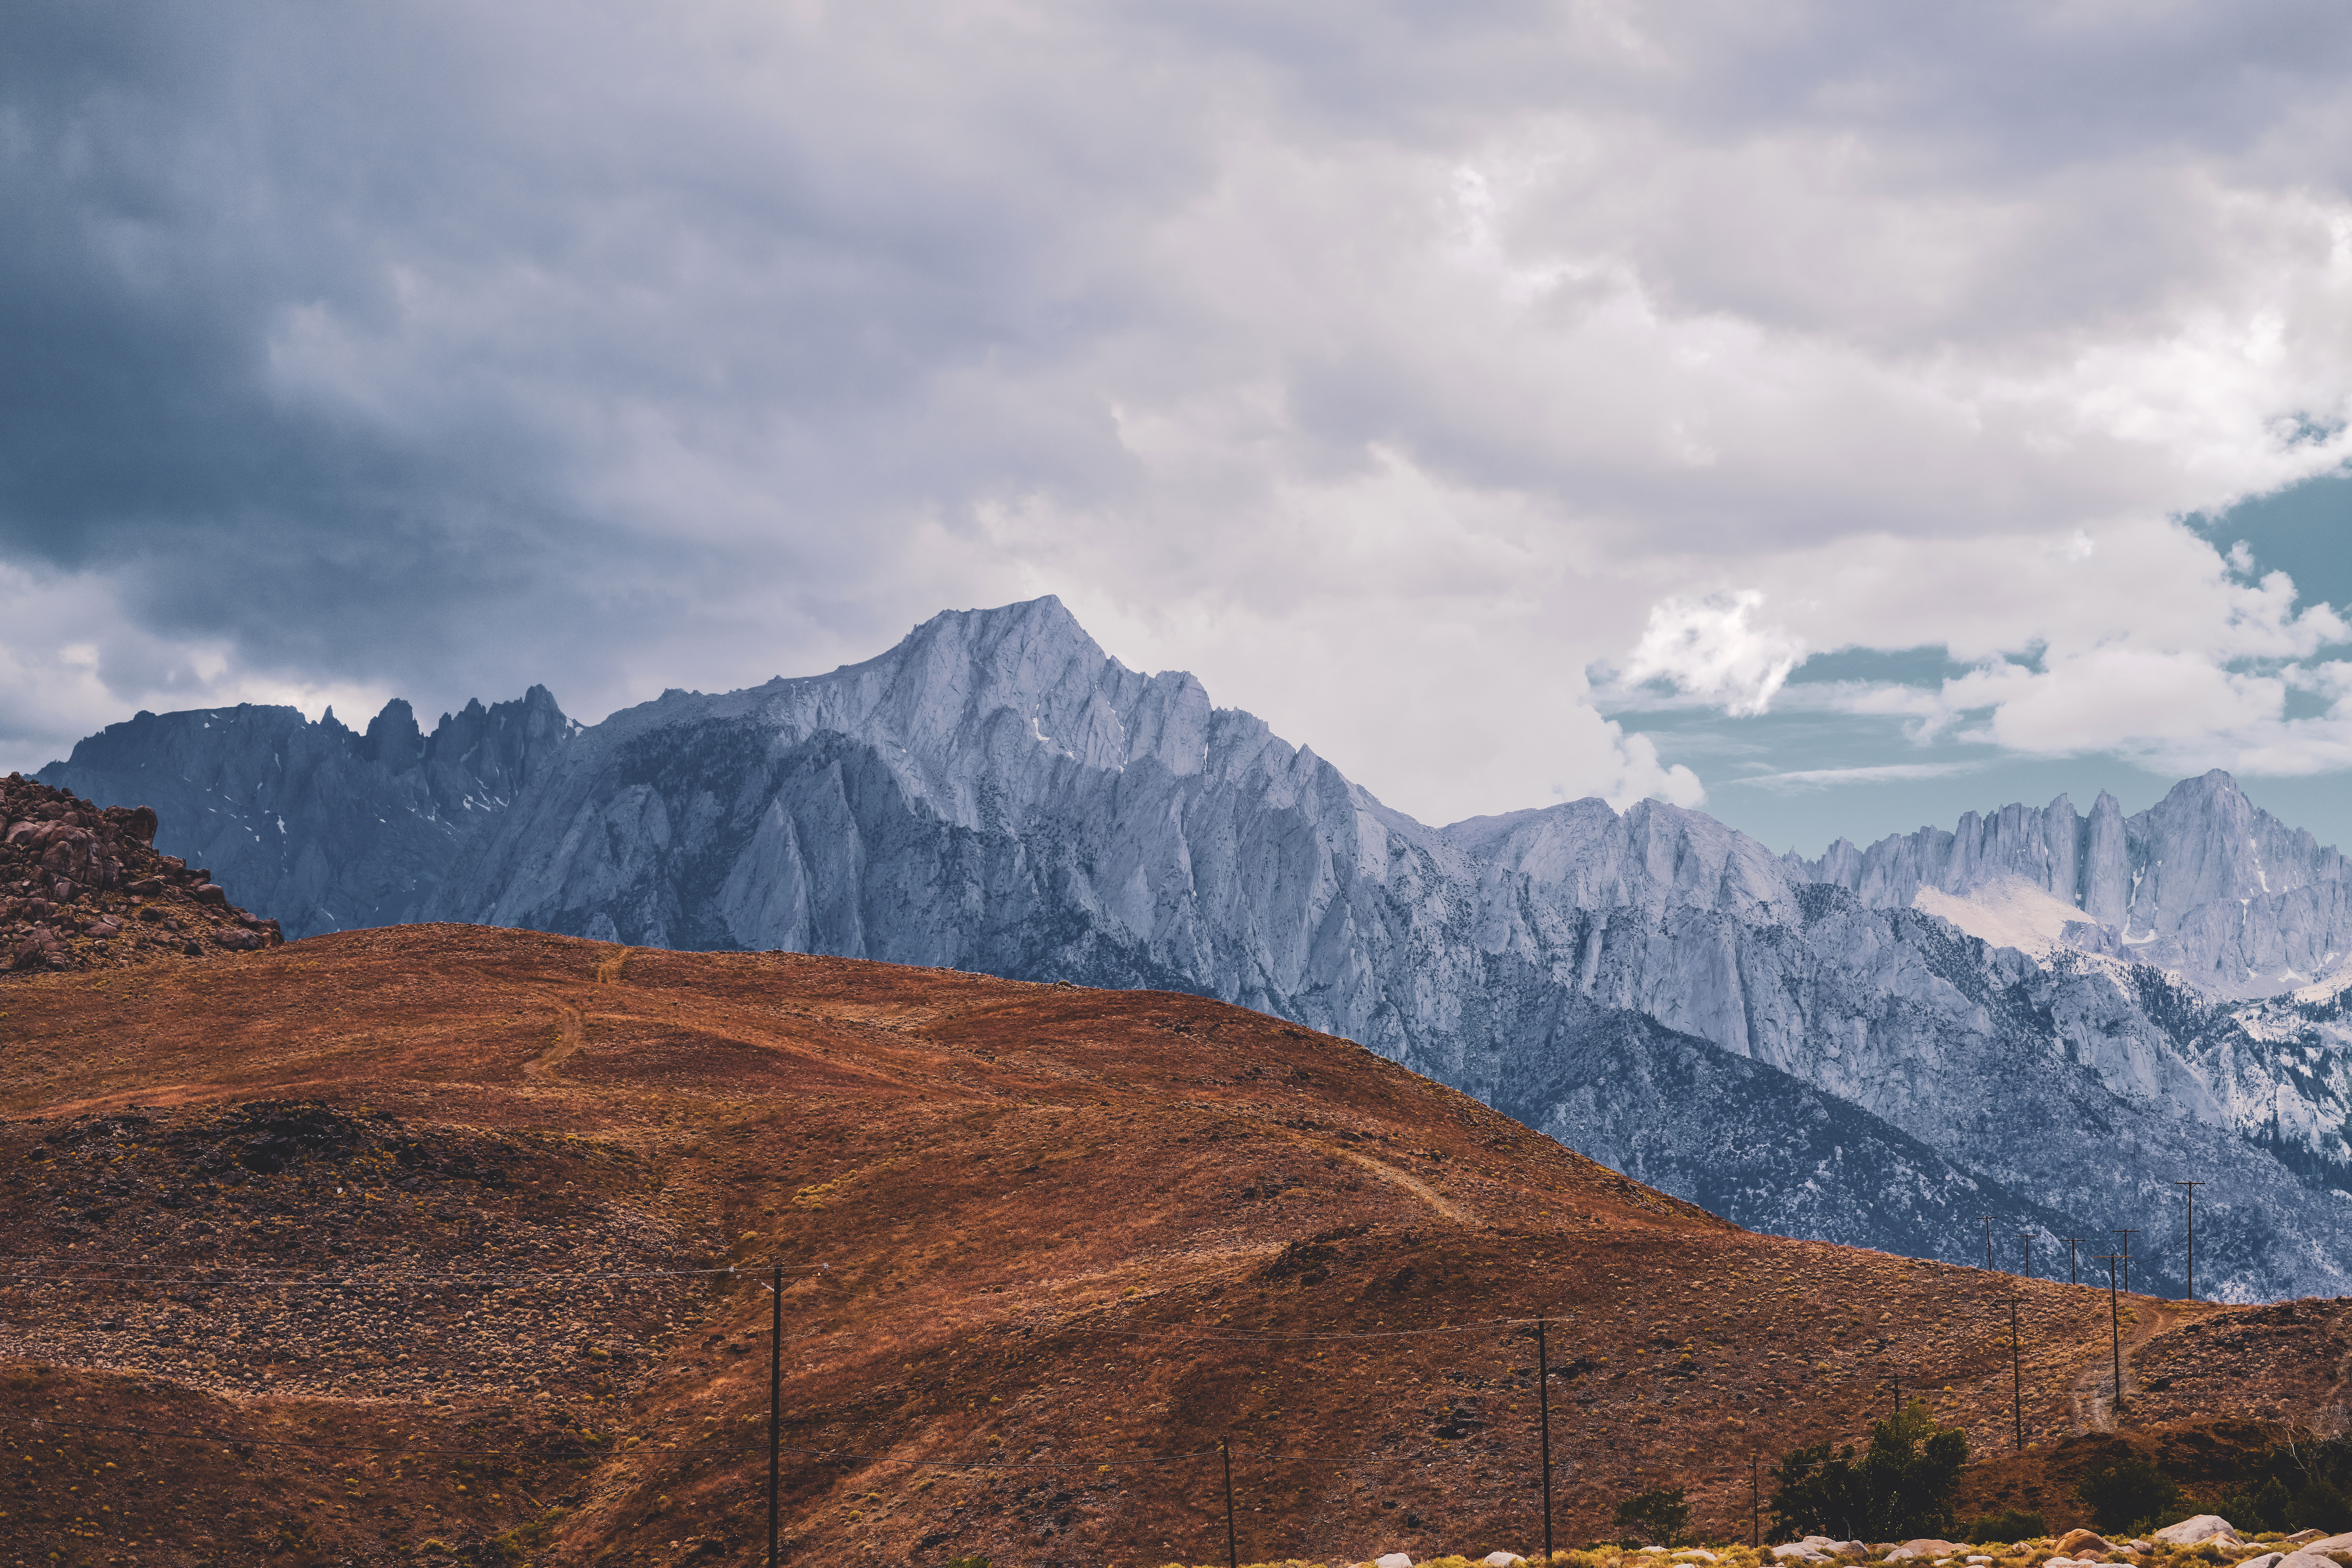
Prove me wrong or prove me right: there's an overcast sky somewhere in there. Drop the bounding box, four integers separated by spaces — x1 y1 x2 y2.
6 1 2352 854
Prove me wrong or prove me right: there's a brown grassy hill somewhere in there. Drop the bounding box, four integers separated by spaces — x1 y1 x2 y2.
0 923 2336 1567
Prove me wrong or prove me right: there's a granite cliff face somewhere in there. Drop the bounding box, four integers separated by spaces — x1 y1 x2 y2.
42 600 2352 1299
1792 775 2352 998
39 687 574 937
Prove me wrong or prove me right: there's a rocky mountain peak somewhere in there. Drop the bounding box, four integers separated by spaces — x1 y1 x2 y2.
733 595 1217 823
1791 767 2352 998
1451 795 1800 922
362 699 427 767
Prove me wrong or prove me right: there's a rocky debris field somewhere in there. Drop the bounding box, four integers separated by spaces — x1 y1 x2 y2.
1 772 281 976
0 1100 699 1406
1 925 2347 1567
2128 1303 2352 1425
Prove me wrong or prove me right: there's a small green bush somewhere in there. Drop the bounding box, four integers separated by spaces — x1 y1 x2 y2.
1771 1400 1967 1539
2075 1454 2180 1534
1614 1484 1692 1547
2215 1437 2352 1535
1966 1509 2046 1544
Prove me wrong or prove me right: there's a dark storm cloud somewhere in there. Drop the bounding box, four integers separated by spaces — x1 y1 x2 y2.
0 6 576 669
0 0 1207 697
5 0 2352 821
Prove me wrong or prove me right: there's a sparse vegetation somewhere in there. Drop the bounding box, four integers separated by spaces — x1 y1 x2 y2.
1771 1399 1966 1539
1613 1483 1692 1546
2075 1452 2182 1533
2213 1432 2352 1533
1964 1507 2045 1543
6 922 2349 1563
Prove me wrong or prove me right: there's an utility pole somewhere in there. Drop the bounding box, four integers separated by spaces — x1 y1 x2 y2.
2171 1181 2206 1301
1221 1438 1238 1568
2008 1292 2024 1452
768 1264 782 1568
2062 1238 2083 1286
1536 1318 1555 1562
2015 1232 2035 1281
2095 1253 2124 1419
1977 1214 1995 1272
2112 1229 2140 1295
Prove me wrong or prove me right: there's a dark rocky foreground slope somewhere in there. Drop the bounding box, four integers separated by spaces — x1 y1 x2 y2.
2 772 281 973
39 599 2352 1299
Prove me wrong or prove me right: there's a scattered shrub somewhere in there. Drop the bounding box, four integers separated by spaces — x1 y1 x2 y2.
2075 1453 2180 1534
1771 1400 1967 1539
1965 1509 2046 1544
1613 1484 1692 1546
2215 1435 2352 1534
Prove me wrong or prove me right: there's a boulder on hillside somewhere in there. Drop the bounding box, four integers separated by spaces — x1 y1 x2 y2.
2055 1530 2115 1557
2153 1517 2241 1547
2276 1551 2343 1568
1889 1542 1965 1561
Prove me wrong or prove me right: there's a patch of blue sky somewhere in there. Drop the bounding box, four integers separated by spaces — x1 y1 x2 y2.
1611 696 2352 861
2186 467 2352 614
1593 481 2352 859
1780 645 1977 688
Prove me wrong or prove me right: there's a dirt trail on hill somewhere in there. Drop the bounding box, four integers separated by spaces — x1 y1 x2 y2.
2072 1295 2188 1431
527 998 587 1078
1332 1143 1479 1225
528 946 633 1078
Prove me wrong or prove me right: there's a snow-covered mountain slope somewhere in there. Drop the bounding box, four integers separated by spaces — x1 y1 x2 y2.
40 598 2352 1299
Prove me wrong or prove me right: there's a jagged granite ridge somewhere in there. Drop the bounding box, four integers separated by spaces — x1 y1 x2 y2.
38 686 575 936
1791 775 2352 997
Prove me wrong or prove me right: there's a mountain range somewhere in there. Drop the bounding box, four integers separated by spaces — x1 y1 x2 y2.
39 597 2352 1300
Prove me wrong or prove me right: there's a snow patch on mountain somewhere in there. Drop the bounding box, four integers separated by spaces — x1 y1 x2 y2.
1913 875 2098 959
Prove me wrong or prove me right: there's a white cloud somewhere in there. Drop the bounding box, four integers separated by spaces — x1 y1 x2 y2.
1613 514 2352 781
1724 762 1985 793
1607 590 1806 717
0 566 391 767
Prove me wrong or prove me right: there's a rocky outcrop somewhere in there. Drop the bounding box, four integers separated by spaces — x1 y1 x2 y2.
38 686 574 937
1 773 282 975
